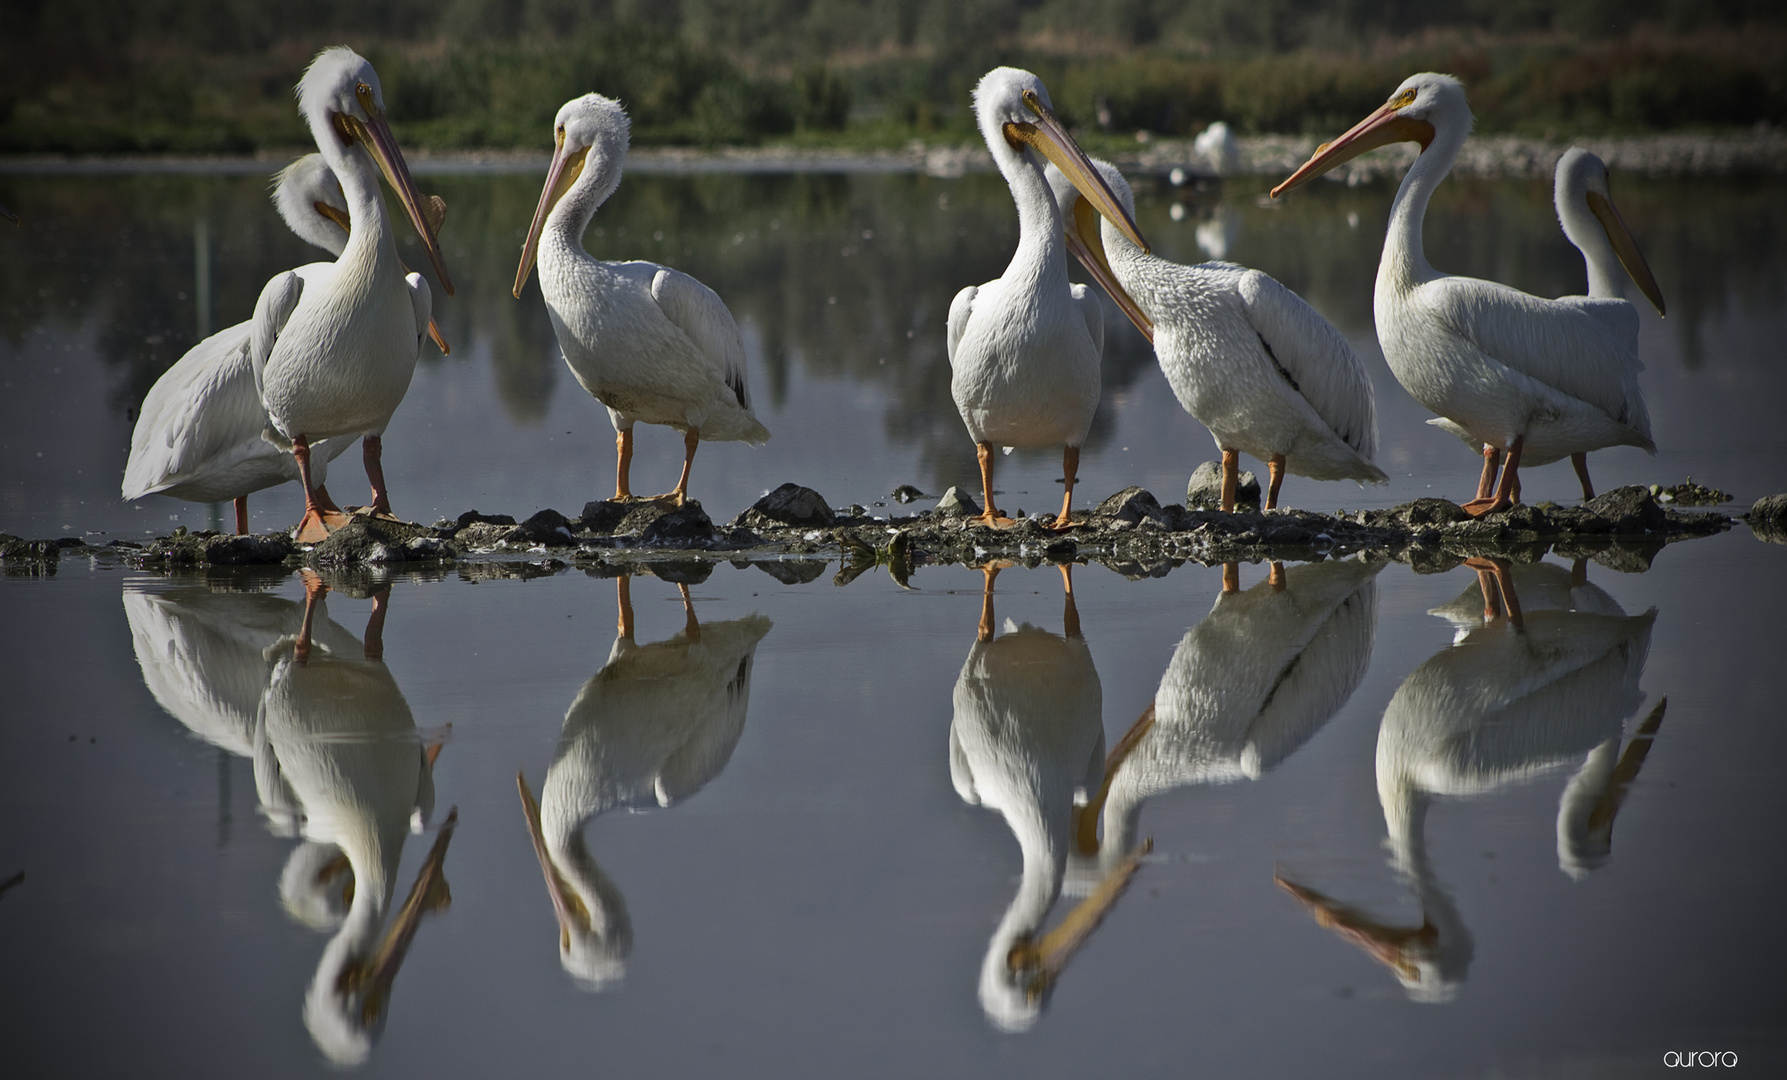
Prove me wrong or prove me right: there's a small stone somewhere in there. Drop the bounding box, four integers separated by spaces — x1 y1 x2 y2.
506 509 575 546
934 486 980 517
739 483 835 528
639 503 717 548
579 501 633 534
455 510 516 529
756 559 829 585
307 520 402 565
1095 486 1166 525
1186 461 1259 509
1747 493 1787 544
891 484 925 504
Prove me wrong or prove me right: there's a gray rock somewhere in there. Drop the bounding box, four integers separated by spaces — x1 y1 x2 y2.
1095 486 1167 525
455 510 516 530
1186 460 1259 509
579 500 633 534
736 483 835 529
638 503 717 547
307 521 404 565
506 509 576 546
935 486 981 517
1747 493 1787 544
1584 485 1667 533
756 558 830 585
0 534 64 561
891 484 926 504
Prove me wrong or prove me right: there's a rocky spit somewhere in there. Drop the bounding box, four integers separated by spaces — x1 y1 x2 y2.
3 472 1768 587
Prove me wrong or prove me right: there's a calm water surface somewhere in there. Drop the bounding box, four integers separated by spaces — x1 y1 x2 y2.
2 166 1785 1076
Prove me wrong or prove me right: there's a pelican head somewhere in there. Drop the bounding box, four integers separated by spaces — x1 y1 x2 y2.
513 93 631 298
1044 157 1155 340
272 153 350 255
295 46 452 294
516 772 631 991
973 67 1149 255
1272 72 1469 198
1555 147 1666 316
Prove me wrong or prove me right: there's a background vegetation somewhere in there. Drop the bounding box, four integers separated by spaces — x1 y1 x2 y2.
3 0 1785 153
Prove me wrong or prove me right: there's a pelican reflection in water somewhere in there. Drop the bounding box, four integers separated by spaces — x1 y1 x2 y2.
949 563 1147 1031
518 573 770 990
258 571 453 1064
1076 558 1383 869
1278 559 1663 1002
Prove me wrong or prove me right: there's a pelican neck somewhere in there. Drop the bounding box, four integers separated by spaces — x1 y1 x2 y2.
314 124 401 277
542 155 617 268
994 144 1071 295
1558 196 1626 299
1380 123 1469 292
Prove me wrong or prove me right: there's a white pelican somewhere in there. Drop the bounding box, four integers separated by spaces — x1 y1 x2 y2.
1272 74 1659 515
251 47 451 541
947 68 1148 528
1075 557 1382 868
1278 560 1656 1001
1428 148 1665 502
513 94 767 506
1193 121 1239 177
123 156 359 534
1051 158 1384 510
260 572 448 1064
949 564 1145 1030
516 575 770 990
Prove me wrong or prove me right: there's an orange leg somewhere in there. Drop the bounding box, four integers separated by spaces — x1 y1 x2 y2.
977 563 1001 642
1051 446 1081 530
614 428 635 501
1268 561 1286 591
651 427 699 506
292 436 351 542
295 569 327 664
1464 556 1523 630
1475 445 1501 502
364 585 390 661
1220 448 1239 513
679 582 701 642
1265 453 1286 511
1462 436 1522 517
616 575 635 640
234 496 249 536
1571 451 1595 501
1060 563 1081 640
364 434 395 518
1222 561 1240 594
973 442 1016 527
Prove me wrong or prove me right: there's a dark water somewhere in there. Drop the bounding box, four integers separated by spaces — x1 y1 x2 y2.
2 165 1786 1077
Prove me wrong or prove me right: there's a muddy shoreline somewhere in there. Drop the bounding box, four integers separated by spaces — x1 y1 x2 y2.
7 478 1767 587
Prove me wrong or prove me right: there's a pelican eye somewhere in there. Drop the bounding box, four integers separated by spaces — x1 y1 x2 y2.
1021 89 1045 118
355 83 377 115
1390 88 1418 109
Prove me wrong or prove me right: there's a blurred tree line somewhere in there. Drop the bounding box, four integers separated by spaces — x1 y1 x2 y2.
2 0 1784 153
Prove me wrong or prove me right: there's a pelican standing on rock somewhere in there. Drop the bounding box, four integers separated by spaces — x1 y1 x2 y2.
123 153 447 534
513 93 768 506
1427 148 1665 502
1272 74 1660 516
1050 158 1384 511
947 68 1148 528
251 47 451 541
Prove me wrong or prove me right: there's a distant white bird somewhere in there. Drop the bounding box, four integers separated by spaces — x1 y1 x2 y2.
517 575 770 991
1051 158 1383 510
1273 74 1661 515
950 564 1143 1031
1193 120 1239 177
513 93 767 506
1076 557 1382 868
1427 148 1665 502
1278 559 1657 1001
947 67 1148 528
251 47 451 541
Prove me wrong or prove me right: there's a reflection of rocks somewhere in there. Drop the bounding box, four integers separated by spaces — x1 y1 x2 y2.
519 576 769 990
1747 493 1787 544
1280 560 1660 1002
